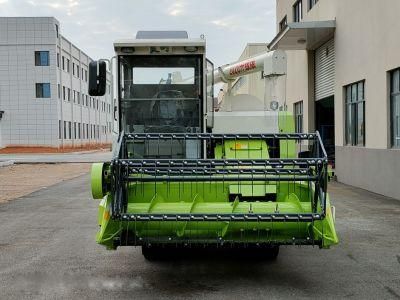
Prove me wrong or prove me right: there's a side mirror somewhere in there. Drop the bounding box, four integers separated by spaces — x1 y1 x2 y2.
89 60 107 96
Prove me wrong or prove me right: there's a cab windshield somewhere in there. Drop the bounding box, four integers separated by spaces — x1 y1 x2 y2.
119 55 202 134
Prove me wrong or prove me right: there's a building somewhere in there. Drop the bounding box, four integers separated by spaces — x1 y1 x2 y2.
217 43 274 109
228 43 269 100
267 0 400 199
0 17 113 149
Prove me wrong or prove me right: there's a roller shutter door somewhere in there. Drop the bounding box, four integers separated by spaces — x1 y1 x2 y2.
315 39 335 101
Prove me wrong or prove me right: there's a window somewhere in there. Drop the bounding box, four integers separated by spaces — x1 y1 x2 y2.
36 83 51 98
294 101 303 133
67 59 70 73
81 67 84 80
309 0 319 10
62 56 65 70
57 53 60 68
293 0 303 22
85 70 88 82
390 68 400 147
35 51 49 66
77 65 80 78
345 80 365 146
55 24 59 38
58 84 60 99
74 122 77 139
73 90 76 103
72 62 75 75
77 92 80 104
86 124 89 139
63 86 66 100
279 16 287 32
68 122 72 139
59 120 62 139
67 88 71 102
64 121 67 139
78 123 81 139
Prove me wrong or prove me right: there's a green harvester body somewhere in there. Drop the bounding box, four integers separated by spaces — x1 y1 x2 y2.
89 31 338 257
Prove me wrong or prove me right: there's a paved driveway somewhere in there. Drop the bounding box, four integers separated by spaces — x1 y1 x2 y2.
0 176 399 299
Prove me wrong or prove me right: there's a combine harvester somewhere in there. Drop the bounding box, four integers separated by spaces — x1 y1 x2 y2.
89 31 338 260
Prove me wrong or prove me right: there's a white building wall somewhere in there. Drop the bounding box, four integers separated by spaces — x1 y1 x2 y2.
230 43 269 100
0 17 112 149
275 0 400 199
0 17 58 147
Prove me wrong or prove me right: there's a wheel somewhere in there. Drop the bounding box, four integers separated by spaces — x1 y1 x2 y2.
251 245 280 260
265 245 280 260
142 245 160 261
142 245 172 261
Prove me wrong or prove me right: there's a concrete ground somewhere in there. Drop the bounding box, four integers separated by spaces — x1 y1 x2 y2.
0 150 112 163
0 163 90 203
0 174 399 299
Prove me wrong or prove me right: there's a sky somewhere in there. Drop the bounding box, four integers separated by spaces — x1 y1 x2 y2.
0 0 277 67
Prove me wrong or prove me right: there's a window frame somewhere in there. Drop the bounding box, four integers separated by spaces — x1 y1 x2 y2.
35 83 51 98
293 0 303 22
64 121 67 139
279 15 288 32
294 101 304 133
34 51 50 66
390 68 400 148
345 80 366 146
308 0 319 11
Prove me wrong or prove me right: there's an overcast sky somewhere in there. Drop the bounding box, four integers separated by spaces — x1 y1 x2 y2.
0 0 276 66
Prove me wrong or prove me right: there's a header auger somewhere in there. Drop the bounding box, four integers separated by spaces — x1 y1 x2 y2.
89 31 338 260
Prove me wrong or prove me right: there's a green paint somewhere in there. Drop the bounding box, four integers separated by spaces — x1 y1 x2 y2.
94 176 338 250
278 111 296 158
93 114 338 250
91 163 105 199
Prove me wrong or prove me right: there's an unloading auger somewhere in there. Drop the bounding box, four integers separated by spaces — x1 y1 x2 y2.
89 31 338 260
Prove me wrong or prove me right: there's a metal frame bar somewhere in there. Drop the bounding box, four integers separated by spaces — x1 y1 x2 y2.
119 213 323 222
110 132 328 221
124 132 317 141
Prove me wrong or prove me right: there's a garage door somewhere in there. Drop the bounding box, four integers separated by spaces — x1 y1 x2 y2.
315 39 335 101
